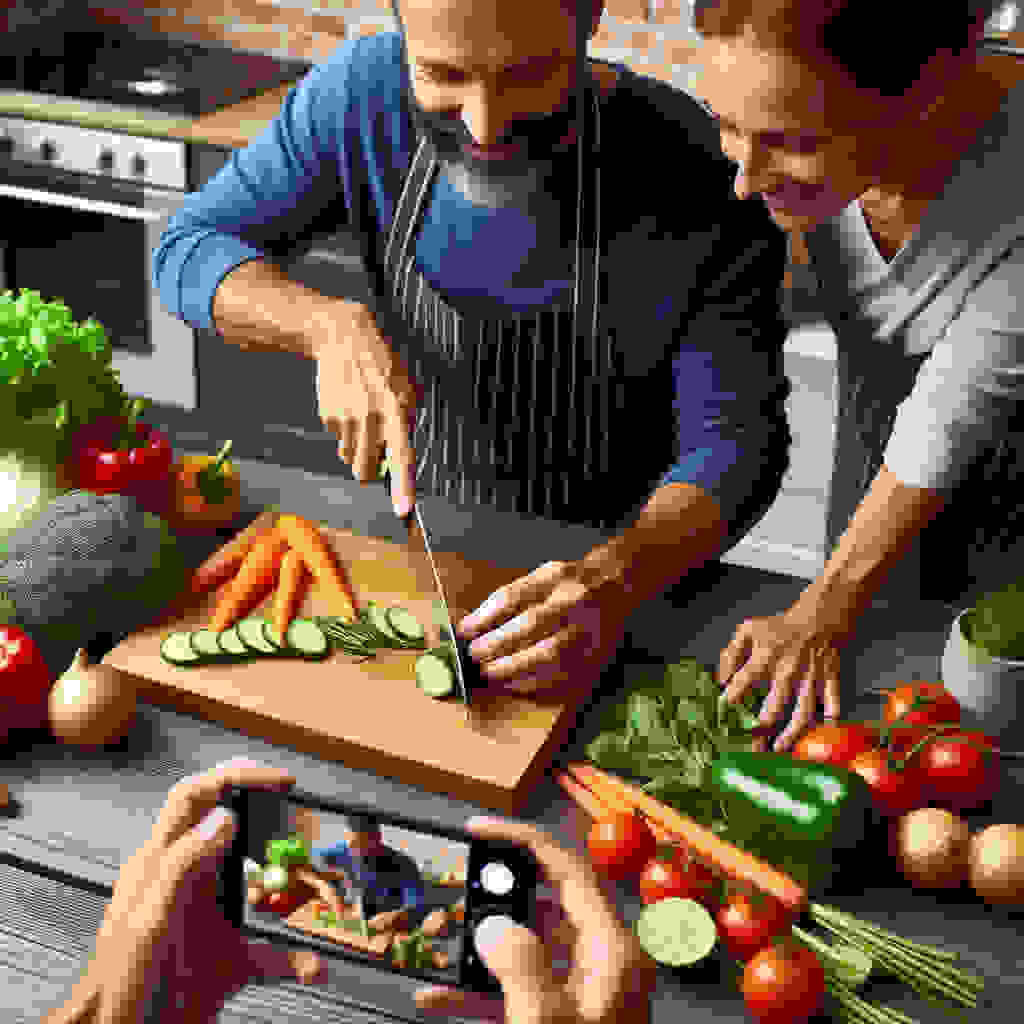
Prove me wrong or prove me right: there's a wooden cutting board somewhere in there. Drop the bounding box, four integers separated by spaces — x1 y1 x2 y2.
102 507 594 813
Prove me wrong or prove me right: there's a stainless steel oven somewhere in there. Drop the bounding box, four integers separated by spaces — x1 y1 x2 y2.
0 115 197 410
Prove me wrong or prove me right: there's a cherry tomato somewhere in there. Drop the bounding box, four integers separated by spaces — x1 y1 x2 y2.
920 730 1000 811
792 722 876 768
741 942 826 1024
715 891 792 962
637 844 718 908
882 682 961 751
266 888 305 916
587 811 658 882
848 748 926 818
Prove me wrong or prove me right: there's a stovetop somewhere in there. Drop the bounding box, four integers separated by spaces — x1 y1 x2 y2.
1 23 314 117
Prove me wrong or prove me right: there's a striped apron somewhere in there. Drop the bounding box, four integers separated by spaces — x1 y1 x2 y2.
371 77 646 533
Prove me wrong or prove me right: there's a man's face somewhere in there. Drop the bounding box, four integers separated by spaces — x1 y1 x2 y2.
399 0 595 177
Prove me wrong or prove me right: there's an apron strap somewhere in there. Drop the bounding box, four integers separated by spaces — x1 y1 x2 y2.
384 137 439 292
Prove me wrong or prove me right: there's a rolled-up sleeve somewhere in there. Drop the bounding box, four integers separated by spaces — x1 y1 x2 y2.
883 241 1024 491
151 39 357 331
658 198 792 545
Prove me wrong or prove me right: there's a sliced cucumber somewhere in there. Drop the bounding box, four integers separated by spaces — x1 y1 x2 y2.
191 629 229 662
161 631 201 666
218 625 248 658
385 607 424 643
261 620 288 652
635 898 718 969
284 618 330 660
237 617 280 656
416 651 455 698
367 602 404 643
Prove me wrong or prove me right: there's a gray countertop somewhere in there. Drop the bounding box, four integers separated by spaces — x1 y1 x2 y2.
2 458 1022 1024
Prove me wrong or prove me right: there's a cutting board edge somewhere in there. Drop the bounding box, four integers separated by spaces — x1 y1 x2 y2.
131 675 541 815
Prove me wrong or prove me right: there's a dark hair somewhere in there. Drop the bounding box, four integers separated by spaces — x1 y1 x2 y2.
692 0 1003 96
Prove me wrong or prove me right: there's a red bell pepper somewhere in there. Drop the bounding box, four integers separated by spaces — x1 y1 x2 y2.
0 624 53 739
72 401 174 516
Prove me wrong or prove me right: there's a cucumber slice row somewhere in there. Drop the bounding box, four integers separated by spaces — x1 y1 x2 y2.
160 617 329 668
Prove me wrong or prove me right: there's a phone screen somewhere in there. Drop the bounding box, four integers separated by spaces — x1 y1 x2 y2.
240 792 470 982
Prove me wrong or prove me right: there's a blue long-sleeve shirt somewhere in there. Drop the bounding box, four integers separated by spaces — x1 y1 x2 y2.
313 841 425 914
153 32 791 539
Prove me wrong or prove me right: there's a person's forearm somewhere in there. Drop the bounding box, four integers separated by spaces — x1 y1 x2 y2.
796 463 947 629
210 258 367 360
580 482 727 616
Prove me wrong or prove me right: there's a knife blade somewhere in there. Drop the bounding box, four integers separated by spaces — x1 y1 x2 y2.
383 468 482 723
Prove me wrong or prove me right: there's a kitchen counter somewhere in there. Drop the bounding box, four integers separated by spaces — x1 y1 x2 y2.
2 467 1022 1023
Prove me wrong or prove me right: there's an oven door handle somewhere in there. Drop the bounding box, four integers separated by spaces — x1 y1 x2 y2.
0 182 178 222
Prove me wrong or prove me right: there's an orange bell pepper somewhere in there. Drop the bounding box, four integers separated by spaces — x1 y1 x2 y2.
169 439 241 532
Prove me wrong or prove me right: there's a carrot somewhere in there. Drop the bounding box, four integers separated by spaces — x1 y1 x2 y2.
567 762 807 915
271 549 309 645
276 513 358 622
188 506 280 598
208 529 289 632
556 773 678 844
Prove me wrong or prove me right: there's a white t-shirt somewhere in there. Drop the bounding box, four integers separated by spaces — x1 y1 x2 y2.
803 74 1024 606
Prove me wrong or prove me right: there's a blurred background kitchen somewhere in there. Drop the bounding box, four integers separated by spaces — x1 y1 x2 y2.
1 0 1021 581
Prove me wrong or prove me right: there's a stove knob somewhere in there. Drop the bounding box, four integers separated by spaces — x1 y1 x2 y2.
131 154 147 177
97 148 115 171
39 140 57 161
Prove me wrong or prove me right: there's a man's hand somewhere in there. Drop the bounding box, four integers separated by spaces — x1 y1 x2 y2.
414 815 658 1024
718 597 855 752
58 758 326 1024
311 303 423 518
456 560 631 699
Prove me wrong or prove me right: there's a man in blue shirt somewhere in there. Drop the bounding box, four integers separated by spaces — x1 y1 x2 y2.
154 0 792 702
312 813 425 921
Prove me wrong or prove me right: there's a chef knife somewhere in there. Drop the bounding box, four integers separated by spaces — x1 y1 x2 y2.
383 467 483 724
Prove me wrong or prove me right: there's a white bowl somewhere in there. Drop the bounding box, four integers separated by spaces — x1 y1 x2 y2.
941 609 1024 740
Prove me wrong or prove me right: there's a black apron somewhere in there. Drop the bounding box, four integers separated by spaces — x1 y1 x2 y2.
345 70 787 546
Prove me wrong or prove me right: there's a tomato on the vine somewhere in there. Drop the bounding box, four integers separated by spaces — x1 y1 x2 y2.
715 891 792 962
848 748 927 818
637 844 718 908
792 722 876 768
587 811 657 881
920 730 1000 811
882 682 961 751
741 942 826 1024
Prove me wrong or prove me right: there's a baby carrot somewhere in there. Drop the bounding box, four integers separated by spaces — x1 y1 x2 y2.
556 773 677 843
276 513 358 622
567 762 807 915
271 549 309 646
188 506 279 598
209 529 289 633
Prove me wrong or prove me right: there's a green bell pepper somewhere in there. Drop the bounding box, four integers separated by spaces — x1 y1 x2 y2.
265 835 310 868
708 750 872 855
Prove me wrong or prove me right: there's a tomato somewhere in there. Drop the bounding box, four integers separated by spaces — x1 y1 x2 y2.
882 682 961 751
792 722 876 768
741 942 826 1024
848 748 927 818
266 888 305 916
715 892 792 962
920 731 1000 811
587 811 658 882
637 844 718 908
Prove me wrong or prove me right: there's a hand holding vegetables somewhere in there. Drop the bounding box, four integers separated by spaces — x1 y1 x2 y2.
43 758 326 1024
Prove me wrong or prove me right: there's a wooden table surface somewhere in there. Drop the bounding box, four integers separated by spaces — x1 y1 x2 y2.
2 458 1023 1024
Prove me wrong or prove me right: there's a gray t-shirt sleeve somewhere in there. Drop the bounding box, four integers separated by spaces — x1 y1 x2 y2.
883 240 1024 491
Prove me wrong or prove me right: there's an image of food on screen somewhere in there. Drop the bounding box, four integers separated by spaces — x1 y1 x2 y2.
242 800 468 976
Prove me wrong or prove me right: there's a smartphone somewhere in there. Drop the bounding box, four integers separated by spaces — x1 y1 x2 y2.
217 785 539 995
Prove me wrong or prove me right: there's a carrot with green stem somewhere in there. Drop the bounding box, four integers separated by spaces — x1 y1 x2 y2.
276 513 358 622
567 762 807 915
208 528 289 633
271 549 310 645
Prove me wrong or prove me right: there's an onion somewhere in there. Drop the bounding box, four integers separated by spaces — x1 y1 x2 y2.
967 824 1024 907
893 807 970 889
48 648 137 749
